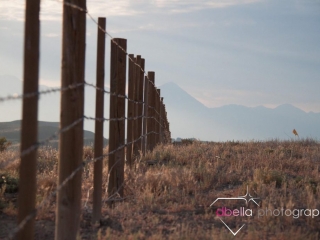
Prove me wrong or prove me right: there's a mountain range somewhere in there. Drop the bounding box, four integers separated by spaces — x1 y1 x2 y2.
1 75 319 142
160 82 320 141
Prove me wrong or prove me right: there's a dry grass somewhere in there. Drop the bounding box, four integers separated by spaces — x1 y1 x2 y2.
0 139 320 239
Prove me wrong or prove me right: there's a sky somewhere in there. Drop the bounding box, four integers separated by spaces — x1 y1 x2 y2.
0 0 320 114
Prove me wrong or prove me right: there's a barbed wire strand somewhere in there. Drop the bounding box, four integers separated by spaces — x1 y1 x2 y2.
84 115 165 130
0 80 165 124
84 115 142 122
84 82 144 106
0 82 84 103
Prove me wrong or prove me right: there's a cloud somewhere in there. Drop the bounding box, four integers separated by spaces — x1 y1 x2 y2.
152 0 262 13
0 1 25 21
0 0 144 21
0 0 262 22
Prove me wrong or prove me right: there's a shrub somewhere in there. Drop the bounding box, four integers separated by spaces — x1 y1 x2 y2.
0 137 11 152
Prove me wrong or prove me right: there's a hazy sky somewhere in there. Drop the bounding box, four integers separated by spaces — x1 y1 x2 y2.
1 0 319 112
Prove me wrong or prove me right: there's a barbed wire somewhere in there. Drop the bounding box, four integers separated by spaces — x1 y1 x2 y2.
84 114 165 130
84 82 144 106
0 82 84 103
0 81 165 123
0 81 167 128
0 1 167 115
3 1 171 238
0 79 168 172
8 128 160 239
1 111 167 172
1 117 84 172
84 115 144 122
84 81 167 123
59 0 161 97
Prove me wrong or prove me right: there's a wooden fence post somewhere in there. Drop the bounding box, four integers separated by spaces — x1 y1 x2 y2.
132 56 141 158
17 0 40 239
164 106 169 143
142 75 149 155
108 38 127 202
56 0 86 239
137 58 145 152
159 97 164 143
146 72 155 150
92 17 106 223
165 105 170 143
126 54 135 168
155 89 161 146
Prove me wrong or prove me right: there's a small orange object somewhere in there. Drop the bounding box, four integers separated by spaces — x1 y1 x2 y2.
292 129 299 136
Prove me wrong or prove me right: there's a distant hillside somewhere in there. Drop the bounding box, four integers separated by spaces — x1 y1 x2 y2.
0 74 111 139
0 120 108 148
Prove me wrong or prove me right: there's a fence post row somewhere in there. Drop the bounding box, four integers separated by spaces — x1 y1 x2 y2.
108 38 127 203
55 0 86 239
15 3 172 237
92 17 106 223
17 0 40 239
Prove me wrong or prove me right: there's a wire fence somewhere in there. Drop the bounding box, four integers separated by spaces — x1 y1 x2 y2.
0 0 171 239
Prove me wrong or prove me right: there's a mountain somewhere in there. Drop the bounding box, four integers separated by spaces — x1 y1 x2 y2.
160 82 320 141
0 120 108 148
159 82 208 114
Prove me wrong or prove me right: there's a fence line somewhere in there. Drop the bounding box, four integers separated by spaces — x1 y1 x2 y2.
1 1 171 239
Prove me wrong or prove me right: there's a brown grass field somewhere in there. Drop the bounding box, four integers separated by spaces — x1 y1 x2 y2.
1 139 320 239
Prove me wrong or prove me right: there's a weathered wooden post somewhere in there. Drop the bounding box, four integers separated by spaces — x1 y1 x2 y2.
147 72 155 150
55 0 86 239
160 97 164 143
137 58 145 152
142 75 149 155
132 56 141 158
155 89 161 146
56 0 86 239
92 17 106 223
17 0 40 239
108 38 127 202
126 54 135 167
